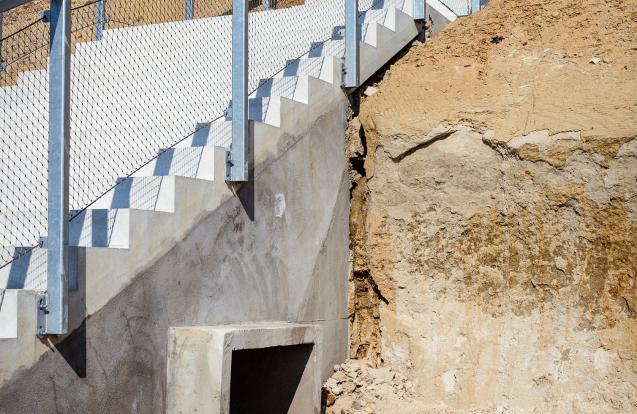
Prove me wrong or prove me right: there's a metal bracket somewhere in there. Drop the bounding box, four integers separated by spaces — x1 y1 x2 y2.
36 294 48 338
225 148 233 181
228 0 248 182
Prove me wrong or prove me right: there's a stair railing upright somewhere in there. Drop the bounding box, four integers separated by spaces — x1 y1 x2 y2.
1 0 432 336
0 0 72 336
94 0 105 40
0 11 3 69
228 0 248 182
343 0 359 88
415 0 426 20
39 0 71 336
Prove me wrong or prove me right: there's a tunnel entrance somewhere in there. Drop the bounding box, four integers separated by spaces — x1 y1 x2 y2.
229 343 314 414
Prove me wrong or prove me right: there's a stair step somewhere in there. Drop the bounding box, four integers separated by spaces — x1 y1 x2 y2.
132 146 216 180
0 0 416 289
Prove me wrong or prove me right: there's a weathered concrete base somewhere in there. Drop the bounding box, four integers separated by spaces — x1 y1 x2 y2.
166 323 321 414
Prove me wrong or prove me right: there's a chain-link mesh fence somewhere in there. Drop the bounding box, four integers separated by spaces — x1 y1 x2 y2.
247 0 341 99
0 0 355 281
0 6 50 282
69 0 235 213
438 0 472 16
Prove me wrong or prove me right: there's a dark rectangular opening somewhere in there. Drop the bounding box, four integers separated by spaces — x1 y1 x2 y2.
230 343 313 414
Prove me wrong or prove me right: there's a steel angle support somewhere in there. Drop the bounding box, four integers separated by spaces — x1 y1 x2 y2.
43 0 71 335
343 0 359 88
95 0 105 40
414 0 426 20
228 0 248 182
471 0 480 13
185 0 195 20
0 12 4 70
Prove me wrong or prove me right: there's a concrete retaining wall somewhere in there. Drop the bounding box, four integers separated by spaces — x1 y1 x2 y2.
0 95 349 413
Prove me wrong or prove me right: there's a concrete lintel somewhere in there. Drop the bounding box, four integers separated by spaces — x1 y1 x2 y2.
166 322 322 414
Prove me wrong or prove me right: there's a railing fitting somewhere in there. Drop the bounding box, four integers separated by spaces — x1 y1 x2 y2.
227 0 249 182
43 0 71 335
343 0 359 88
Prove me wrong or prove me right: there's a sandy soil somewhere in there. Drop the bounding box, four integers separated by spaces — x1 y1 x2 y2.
361 0 636 145
329 0 637 413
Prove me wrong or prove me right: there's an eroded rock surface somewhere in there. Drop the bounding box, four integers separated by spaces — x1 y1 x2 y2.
330 0 637 412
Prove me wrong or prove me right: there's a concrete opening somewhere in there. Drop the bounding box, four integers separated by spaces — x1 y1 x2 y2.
230 343 314 414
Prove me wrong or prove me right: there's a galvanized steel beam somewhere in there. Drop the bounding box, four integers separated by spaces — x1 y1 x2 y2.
0 12 4 70
228 0 248 182
414 0 426 20
43 0 71 335
343 0 359 88
471 0 480 13
95 0 105 40
185 0 194 20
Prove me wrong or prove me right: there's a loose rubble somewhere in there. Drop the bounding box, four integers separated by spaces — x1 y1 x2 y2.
322 360 413 414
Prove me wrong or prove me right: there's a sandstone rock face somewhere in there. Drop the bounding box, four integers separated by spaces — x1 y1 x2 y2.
336 0 637 412
349 123 636 413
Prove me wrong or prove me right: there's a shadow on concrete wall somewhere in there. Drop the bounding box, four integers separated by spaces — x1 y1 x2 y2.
52 246 88 378
236 122 256 221
230 344 313 414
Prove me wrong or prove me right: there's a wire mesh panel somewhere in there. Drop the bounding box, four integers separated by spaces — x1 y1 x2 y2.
437 0 471 16
0 7 50 283
1 0 415 288
246 0 344 97
69 0 234 213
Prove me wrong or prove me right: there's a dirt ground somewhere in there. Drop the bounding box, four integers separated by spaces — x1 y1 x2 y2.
0 0 302 79
326 0 637 413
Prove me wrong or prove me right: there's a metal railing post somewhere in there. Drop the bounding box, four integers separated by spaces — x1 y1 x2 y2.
185 0 195 20
0 12 4 70
343 0 359 88
43 0 71 335
95 0 105 40
414 0 426 20
471 0 480 13
228 0 248 182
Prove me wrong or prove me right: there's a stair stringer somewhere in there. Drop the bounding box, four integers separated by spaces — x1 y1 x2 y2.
359 7 419 84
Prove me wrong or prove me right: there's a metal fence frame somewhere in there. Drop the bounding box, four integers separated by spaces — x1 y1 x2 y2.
0 0 430 336
0 11 4 68
471 0 480 13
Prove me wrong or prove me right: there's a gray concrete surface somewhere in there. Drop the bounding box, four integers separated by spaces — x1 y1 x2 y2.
166 323 321 414
0 1 462 410
0 93 349 413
